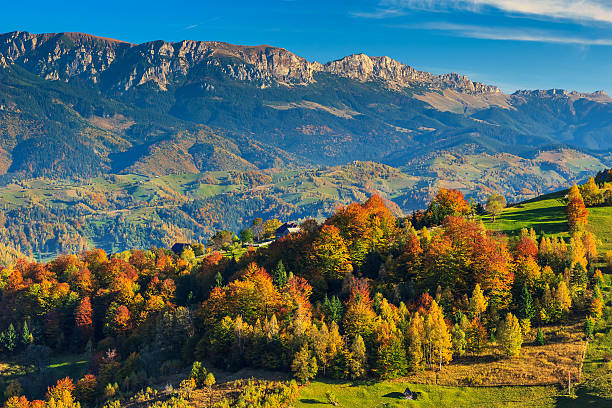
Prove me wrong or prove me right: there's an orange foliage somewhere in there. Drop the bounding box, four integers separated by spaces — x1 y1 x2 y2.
75 296 93 338
567 197 589 230
514 235 538 260
203 262 281 324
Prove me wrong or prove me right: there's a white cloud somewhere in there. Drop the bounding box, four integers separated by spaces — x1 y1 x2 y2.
351 8 407 19
377 0 612 24
410 22 612 45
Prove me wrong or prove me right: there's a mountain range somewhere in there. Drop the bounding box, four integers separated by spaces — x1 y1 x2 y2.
0 30 610 256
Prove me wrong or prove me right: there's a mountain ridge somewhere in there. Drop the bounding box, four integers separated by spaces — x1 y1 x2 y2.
0 30 610 255
0 31 504 94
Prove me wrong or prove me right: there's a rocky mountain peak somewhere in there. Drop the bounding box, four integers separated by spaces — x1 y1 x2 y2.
0 30 500 94
321 53 500 95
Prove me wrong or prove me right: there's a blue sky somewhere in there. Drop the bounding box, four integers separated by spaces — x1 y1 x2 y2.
2 0 612 93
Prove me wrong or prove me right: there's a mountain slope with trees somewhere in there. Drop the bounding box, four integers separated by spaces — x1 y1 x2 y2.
0 181 609 407
0 31 610 255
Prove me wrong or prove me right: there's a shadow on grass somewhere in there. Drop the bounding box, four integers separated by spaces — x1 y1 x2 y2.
382 392 405 399
299 398 326 404
555 393 612 408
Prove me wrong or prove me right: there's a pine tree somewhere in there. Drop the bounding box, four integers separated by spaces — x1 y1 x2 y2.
215 271 223 288
21 321 32 347
536 327 545 345
322 295 344 325
273 260 287 287
569 263 588 295
190 361 207 387
518 284 534 321
498 313 523 357
3 324 17 352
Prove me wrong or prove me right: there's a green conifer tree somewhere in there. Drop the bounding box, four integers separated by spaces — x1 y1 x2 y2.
21 321 33 347
273 260 288 287
518 284 535 320
4 324 17 352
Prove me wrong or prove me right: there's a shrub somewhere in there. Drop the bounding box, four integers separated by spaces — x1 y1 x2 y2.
536 328 545 346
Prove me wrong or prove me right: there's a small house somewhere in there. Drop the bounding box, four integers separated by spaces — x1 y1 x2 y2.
275 222 301 239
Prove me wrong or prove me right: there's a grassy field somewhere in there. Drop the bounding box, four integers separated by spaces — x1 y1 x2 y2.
589 206 612 254
296 380 563 408
481 191 570 239
482 190 612 255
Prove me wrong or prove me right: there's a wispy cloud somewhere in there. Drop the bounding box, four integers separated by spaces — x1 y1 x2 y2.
184 24 200 30
368 0 612 24
350 8 407 19
406 22 612 45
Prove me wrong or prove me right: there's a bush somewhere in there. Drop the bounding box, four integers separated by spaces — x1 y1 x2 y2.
536 328 545 346
189 361 207 388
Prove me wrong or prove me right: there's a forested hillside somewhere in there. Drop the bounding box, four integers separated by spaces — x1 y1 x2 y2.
0 31 611 255
0 175 610 407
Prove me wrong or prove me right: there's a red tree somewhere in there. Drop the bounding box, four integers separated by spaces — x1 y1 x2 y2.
75 296 94 339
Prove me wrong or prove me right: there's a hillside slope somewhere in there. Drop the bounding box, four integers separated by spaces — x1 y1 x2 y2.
0 31 611 254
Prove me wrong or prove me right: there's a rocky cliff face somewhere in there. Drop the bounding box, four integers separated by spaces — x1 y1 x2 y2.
0 31 129 82
0 31 500 94
0 32 317 89
321 54 501 95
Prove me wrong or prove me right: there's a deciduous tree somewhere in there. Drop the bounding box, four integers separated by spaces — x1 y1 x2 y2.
498 313 523 357
485 194 506 222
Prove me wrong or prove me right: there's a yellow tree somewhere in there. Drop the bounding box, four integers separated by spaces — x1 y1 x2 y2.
498 313 523 357
582 232 598 265
346 334 367 379
262 219 283 240
312 323 330 376
567 185 582 201
485 194 506 222
580 177 601 206
426 300 453 370
406 312 424 370
555 281 572 315
309 225 353 280
469 284 488 320
568 235 587 269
